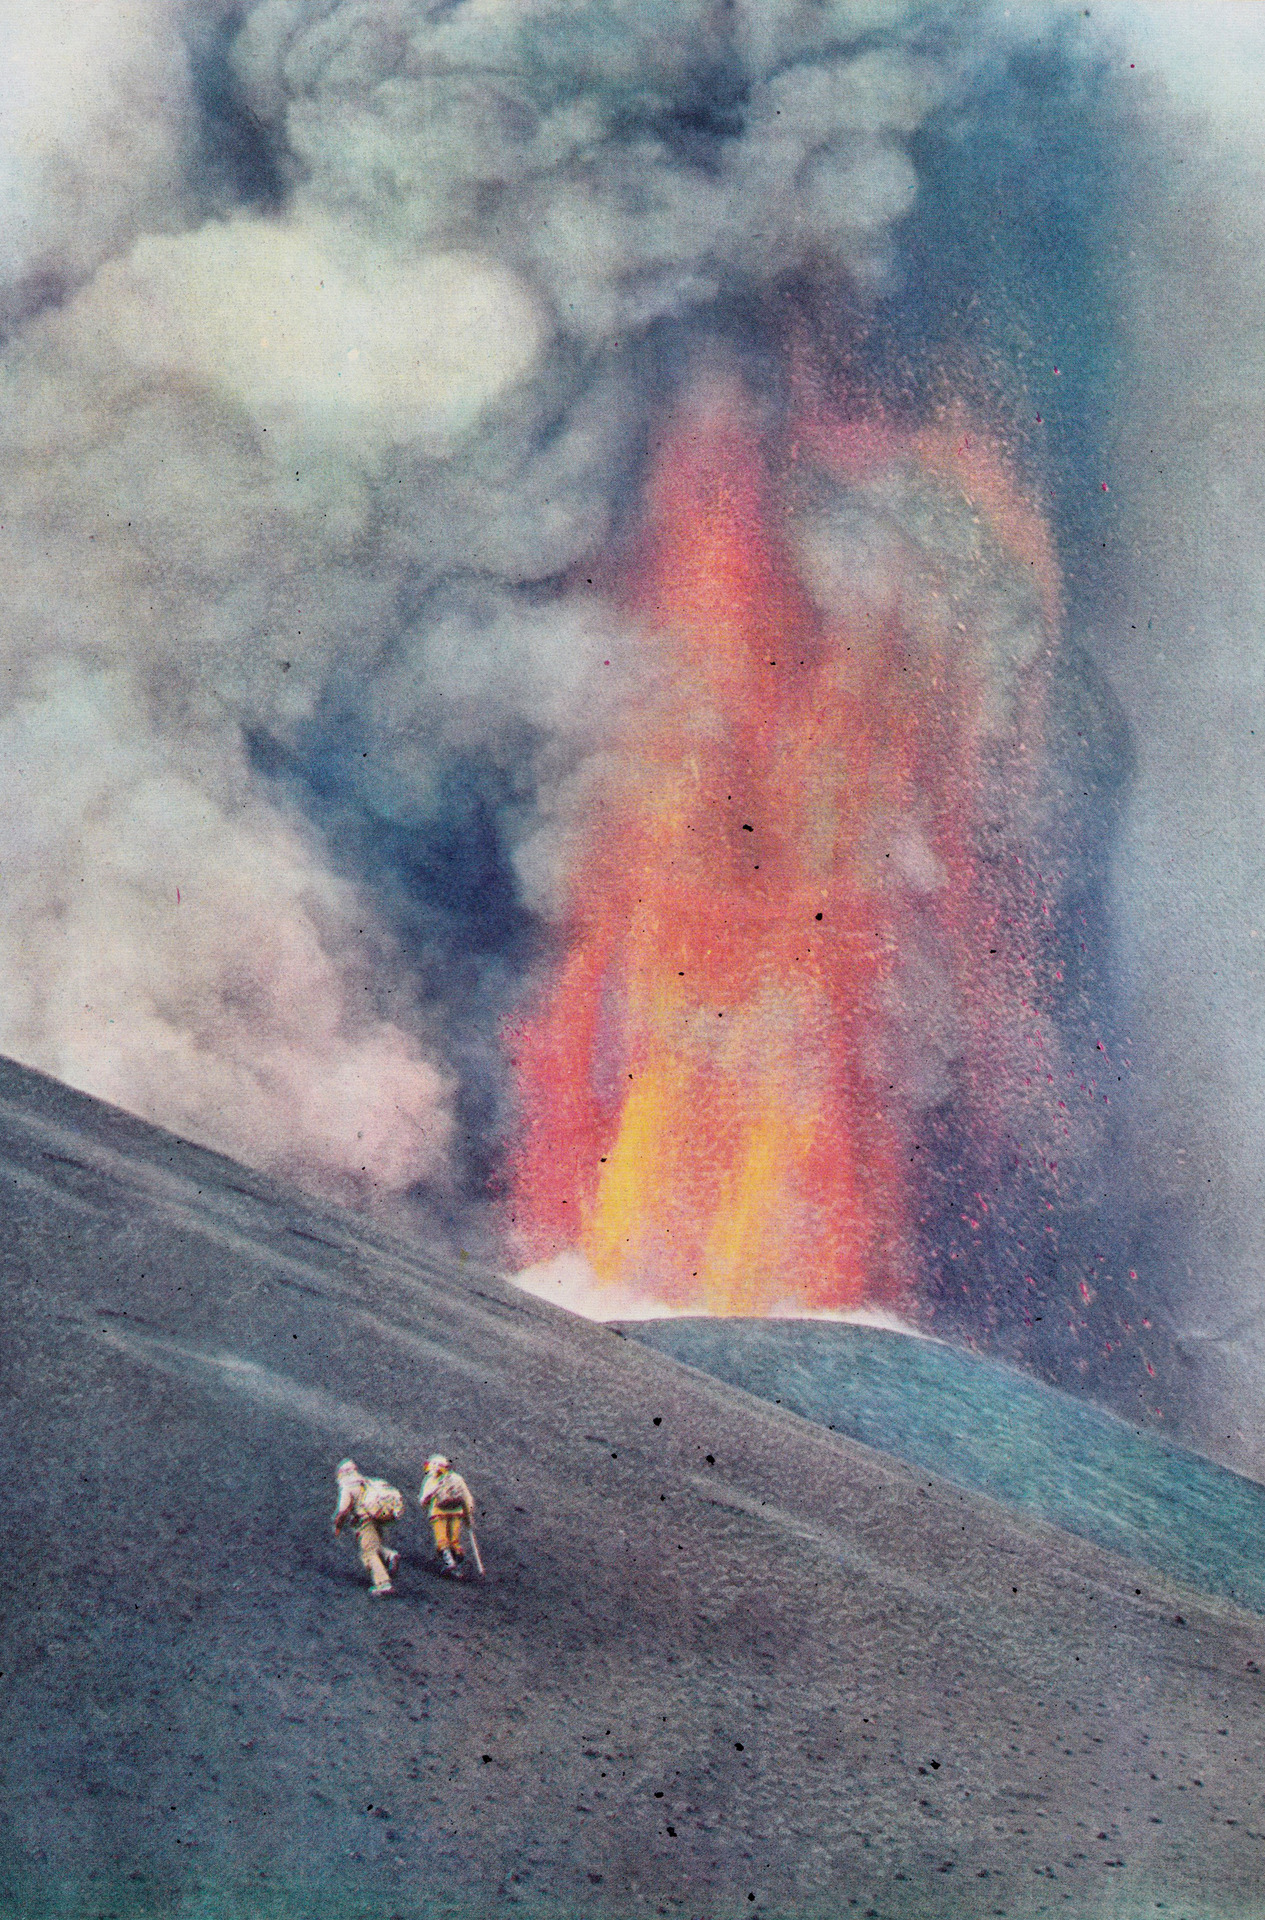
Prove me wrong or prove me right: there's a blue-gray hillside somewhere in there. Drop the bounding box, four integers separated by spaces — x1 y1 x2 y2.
621 1319 1265 1617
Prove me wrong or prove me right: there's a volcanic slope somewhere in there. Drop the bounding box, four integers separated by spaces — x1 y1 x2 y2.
2 1057 1264 1920
622 1318 1265 1619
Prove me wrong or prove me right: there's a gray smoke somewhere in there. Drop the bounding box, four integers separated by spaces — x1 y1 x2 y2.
1088 5 1265 1469
2 0 1264 1465
232 0 942 334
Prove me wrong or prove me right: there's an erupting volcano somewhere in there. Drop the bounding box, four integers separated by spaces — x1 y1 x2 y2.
511 383 1068 1317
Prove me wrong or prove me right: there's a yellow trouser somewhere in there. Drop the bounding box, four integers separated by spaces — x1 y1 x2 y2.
356 1518 394 1590
431 1509 463 1554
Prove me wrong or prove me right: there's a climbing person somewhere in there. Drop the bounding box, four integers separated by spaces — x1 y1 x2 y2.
418 1455 479 1577
333 1458 405 1597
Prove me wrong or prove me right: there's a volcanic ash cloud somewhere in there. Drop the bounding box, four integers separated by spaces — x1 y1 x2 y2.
0 0 956 1207
0 207 543 1197
0 0 198 323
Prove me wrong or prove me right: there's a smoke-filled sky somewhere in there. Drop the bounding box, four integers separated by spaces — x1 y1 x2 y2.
4 0 1265 1469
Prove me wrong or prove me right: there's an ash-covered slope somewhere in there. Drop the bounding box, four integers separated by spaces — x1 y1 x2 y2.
1 1057 1264 1920
620 1318 1265 1620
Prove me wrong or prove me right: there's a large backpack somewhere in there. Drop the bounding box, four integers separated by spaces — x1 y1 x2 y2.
358 1477 404 1524
430 1470 469 1513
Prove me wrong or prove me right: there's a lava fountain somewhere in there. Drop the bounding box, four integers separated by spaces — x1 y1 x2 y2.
510 382 1068 1317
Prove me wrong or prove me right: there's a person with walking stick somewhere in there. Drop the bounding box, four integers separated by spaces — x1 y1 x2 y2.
418 1454 482 1577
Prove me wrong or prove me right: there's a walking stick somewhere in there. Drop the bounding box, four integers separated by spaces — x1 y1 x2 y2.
465 1519 486 1578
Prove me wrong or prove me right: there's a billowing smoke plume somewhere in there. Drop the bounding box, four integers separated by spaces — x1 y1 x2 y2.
2 1 1264 1465
0 0 967 1199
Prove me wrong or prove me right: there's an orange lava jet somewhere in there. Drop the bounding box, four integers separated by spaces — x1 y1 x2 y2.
510 386 1059 1315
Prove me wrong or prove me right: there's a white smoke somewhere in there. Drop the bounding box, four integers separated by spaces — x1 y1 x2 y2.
0 193 547 1196
0 662 453 1197
0 0 204 321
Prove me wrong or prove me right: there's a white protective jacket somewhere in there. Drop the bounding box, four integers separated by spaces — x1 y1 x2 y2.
419 1466 474 1519
334 1467 402 1530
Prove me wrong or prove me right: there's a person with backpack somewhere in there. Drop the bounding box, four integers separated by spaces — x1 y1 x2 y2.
418 1455 477 1577
333 1458 404 1597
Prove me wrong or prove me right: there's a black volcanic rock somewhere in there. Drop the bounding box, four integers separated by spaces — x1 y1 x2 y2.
1 1054 1263 1919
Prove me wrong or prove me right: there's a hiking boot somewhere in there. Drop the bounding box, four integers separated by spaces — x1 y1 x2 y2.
439 1549 457 1574
369 1581 395 1598
383 1548 401 1574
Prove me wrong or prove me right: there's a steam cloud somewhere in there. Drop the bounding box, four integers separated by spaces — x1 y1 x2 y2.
1 1 1263 1465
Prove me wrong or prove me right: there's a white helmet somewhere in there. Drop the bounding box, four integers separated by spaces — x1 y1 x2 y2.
336 1457 360 1479
423 1454 451 1476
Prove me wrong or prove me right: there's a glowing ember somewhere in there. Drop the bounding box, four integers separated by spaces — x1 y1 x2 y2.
510 386 1059 1315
